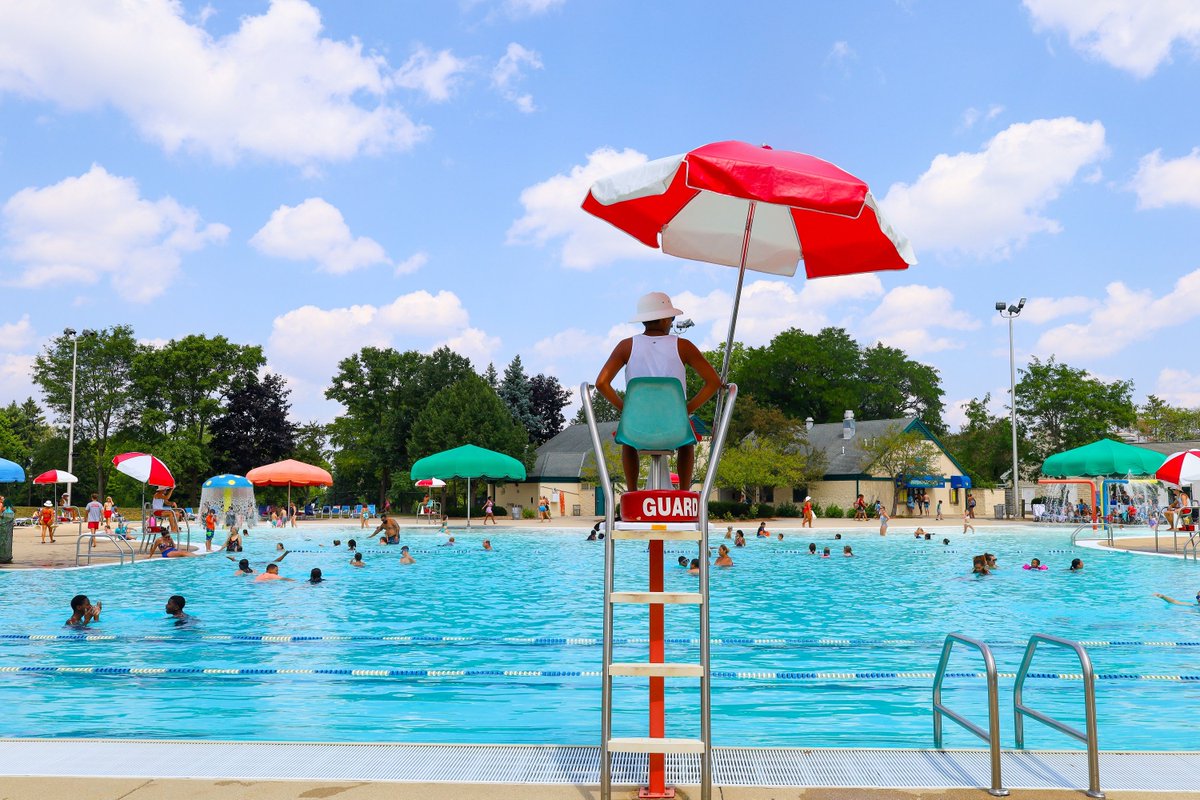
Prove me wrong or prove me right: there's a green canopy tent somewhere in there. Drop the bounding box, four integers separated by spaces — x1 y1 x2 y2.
1041 438 1166 477
409 445 527 527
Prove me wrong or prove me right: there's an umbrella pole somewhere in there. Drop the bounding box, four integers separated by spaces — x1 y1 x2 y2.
467 477 472 528
711 202 756 429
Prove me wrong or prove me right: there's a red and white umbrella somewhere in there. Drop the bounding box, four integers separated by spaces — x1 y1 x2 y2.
33 469 77 484
1156 450 1200 487
583 140 915 388
112 452 175 488
415 478 447 488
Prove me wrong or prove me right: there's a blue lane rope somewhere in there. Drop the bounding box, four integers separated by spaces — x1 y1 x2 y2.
1 665 1198 681
3 633 1197 648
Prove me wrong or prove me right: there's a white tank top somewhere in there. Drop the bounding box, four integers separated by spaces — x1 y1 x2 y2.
625 334 686 391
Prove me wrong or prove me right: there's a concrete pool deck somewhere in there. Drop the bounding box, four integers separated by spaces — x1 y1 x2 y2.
1 741 1199 798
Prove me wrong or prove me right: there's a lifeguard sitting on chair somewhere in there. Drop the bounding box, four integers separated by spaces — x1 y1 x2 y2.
595 291 722 493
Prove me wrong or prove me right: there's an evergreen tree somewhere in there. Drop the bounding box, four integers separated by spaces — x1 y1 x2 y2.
408 374 528 461
482 362 499 390
497 355 537 439
209 373 298 474
528 373 571 445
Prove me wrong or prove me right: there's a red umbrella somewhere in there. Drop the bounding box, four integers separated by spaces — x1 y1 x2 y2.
112 452 175 488
246 459 333 512
33 469 77 484
1156 450 1200 487
582 140 915 386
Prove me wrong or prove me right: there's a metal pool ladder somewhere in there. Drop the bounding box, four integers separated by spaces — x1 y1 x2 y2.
75 531 135 566
582 381 738 800
932 633 1008 796
1014 633 1104 799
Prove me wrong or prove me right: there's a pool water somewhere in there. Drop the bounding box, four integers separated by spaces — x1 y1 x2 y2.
1 525 1197 749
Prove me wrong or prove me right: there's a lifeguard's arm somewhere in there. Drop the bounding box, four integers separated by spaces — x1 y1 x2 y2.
678 339 722 415
594 338 633 411
1154 593 1194 606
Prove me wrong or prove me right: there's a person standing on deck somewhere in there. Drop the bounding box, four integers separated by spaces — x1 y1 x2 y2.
595 292 722 492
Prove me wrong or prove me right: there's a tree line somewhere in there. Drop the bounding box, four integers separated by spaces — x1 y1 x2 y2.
0 321 1181 509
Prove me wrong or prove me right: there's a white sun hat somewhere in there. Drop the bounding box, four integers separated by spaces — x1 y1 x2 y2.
631 291 684 323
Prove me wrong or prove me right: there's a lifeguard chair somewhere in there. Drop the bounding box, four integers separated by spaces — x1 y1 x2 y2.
583 376 738 800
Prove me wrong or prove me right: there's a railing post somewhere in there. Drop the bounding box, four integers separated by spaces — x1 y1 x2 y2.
931 633 1007 796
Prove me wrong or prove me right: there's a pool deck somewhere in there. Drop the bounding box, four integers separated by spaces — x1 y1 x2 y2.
1 740 1199 798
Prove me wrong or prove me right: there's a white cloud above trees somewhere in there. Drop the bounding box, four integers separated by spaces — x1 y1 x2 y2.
250 198 391 274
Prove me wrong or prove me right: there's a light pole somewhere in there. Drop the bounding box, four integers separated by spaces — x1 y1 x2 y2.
63 328 95 508
995 298 1025 519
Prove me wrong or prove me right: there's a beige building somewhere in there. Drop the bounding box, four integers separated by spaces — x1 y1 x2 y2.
504 413 1006 521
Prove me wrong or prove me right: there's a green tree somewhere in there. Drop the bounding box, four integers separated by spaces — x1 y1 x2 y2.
482 362 499 390
862 425 939 514
943 394 1020 485
31 326 143 495
408 373 528 462
1 399 50 457
572 389 623 425
1016 356 1135 462
714 431 824 504
209 373 298 475
1136 395 1200 441
497 355 537 438
734 327 863 422
858 344 947 432
528 373 571 445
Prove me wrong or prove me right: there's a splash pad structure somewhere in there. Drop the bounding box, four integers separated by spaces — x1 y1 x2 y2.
199 474 257 529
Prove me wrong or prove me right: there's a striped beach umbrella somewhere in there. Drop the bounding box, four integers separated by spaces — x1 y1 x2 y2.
1156 450 1200 487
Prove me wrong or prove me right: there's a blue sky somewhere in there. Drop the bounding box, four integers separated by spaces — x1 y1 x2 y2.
1 0 1198 427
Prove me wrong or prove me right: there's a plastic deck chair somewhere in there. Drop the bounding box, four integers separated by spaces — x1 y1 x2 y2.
615 377 697 452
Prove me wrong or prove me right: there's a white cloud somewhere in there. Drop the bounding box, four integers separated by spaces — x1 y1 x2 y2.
960 103 1004 130
1017 295 1100 324
436 327 501 368
859 284 979 354
826 40 856 72
1 164 228 302
1154 368 1200 407
250 198 389 274
1024 0 1200 78
531 324 636 380
394 45 469 103
880 117 1107 258
0 0 429 165
1132 148 1200 209
492 42 543 112
0 353 36 407
675 275 885 350
394 251 429 276
504 0 566 15
1036 268 1200 360
0 316 35 351
508 146 662 268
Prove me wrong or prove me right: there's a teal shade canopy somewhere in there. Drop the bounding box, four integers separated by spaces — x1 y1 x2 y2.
1041 438 1166 478
410 445 526 481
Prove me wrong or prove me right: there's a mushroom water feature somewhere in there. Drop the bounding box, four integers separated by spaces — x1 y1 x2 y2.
199 474 258 530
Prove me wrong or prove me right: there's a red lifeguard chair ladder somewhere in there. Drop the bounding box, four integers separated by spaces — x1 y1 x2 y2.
582 379 739 800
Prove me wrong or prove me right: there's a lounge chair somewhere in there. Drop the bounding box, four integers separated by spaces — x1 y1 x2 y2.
351 504 363 519
367 504 376 517
321 505 331 518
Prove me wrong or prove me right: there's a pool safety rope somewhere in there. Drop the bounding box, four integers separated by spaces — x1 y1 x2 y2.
3 633 1198 648
1 664 1199 681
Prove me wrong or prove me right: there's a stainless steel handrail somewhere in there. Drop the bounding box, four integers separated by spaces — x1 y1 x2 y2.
75 531 134 566
932 633 1008 797
697 382 737 800
580 383 616 800
1014 633 1104 799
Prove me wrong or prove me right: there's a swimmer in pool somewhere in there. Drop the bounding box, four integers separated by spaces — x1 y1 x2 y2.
777 532 784 541
714 544 733 567
678 556 689 567
688 558 701 576
347 539 357 551
165 595 191 626
373 515 400 545
725 526 733 540
756 522 769 538
822 547 830 558
482 540 493 551
255 564 292 582
439 536 456 547
734 531 746 547
971 556 990 576
309 568 324 584
350 552 365 567
808 543 817 555
232 558 253 575
1155 590 1200 606
1069 558 1084 571
66 594 101 627
1024 558 1047 570
914 527 927 539
400 545 416 565
843 545 853 557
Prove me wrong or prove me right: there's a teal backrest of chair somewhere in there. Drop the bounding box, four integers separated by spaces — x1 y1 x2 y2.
615 377 697 451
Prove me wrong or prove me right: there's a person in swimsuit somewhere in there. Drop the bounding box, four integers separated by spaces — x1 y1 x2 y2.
399 545 415 565
152 486 182 533
714 544 733 567
373 515 400 544
165 595 191 626
1155 589 1200 606
482 539 493 551
203 510 218 551
821 547 831 558
309 568 324 584
483 497 496 525
843 545 854 557
678 555 689 567
879 508 890 536
153 531 195 557
594 291 723 492
39 501 55 543
360 505 369 528
255 563 292 582
808 543 817 554
232 558 254 576
103 496 115 529
734 530 746 547
1070 558 1084 571
687 558 701 576
216 528 244 552
962 512 975 534
350 552 365 567
756 522 770 538
66 594 101 627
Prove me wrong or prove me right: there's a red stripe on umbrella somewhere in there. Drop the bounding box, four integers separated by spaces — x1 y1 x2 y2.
1156 450 1200 486
33 470 77 484
112 452 175 487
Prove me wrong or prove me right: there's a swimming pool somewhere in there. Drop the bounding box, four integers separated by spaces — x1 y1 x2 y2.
1 525 1197 750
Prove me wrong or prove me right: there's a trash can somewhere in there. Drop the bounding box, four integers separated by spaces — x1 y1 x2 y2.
0 511 13 564
994 503 1006 520
511 505 522 520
